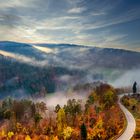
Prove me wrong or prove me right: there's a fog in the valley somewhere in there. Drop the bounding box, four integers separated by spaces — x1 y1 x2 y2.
1 68 140 108
111 69 140 89
36 91 87 108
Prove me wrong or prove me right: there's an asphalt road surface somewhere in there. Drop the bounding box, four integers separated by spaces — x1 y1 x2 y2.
117 94 136 140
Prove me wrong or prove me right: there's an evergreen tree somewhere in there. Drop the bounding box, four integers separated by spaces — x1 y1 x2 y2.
80 123 87 140
133 81 137 94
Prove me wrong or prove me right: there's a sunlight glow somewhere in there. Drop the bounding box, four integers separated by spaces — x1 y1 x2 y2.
33 45 54 53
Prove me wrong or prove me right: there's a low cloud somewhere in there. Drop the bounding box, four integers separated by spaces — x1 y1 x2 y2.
36 91 87 108
111 69 140 89
0 50 48 67
33 45 55 54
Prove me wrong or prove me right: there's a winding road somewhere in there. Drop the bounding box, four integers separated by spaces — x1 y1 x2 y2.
117 94 136 140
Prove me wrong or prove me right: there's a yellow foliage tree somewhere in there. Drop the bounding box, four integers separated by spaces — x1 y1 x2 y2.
88 115 106 139
0 129 6 137
8 131 14 139
25 135 31 140
57 108 66 136
63 126 73 140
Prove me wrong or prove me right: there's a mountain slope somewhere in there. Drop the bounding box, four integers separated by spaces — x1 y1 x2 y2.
35 43 140 69
0 41 140 96
1 41 140 69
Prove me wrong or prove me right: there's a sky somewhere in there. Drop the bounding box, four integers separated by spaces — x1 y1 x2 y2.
0 0 140 51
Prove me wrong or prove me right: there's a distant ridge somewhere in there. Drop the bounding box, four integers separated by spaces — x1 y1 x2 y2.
0 41 32 47
0 41 138 53
0 41 140 69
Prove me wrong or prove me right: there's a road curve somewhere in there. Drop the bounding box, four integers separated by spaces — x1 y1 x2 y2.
117 94 136 140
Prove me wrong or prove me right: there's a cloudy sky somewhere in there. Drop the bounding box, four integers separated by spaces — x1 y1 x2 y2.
0 0 140 51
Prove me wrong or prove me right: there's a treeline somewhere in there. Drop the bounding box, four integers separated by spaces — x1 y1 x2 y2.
0 84 124 139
